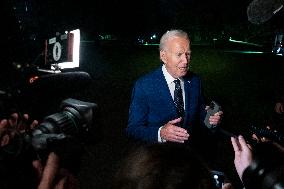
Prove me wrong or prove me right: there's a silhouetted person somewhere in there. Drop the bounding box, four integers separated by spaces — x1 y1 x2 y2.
112 143 233 189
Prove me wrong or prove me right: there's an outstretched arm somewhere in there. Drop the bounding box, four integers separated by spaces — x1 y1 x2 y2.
231 135 253 180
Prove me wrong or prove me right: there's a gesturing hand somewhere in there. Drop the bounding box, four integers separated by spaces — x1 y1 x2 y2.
160 117 189 143
231 135 253 180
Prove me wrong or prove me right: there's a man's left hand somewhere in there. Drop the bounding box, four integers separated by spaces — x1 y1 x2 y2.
209 111 223 126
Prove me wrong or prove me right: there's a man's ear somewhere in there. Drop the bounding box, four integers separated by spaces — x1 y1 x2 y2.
160 50 167 64
1 134 10 146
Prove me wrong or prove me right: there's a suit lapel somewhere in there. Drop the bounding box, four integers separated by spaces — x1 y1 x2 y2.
184 79 191 112
183 73 200 129
183 78 192 123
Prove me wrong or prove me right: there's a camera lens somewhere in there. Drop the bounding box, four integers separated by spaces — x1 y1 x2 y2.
31 98 97 151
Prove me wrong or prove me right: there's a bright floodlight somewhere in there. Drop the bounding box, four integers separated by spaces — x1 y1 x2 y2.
44 29 80 71
56 29 80 69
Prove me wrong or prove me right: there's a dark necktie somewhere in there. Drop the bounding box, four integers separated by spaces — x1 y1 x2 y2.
173 79 184 118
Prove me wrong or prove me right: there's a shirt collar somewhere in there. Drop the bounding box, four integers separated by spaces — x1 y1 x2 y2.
162 64 183 84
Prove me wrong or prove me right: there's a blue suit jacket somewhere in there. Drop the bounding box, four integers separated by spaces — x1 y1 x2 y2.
126 66 207 143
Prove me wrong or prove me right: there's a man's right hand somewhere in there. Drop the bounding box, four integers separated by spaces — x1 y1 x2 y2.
160 117 189 143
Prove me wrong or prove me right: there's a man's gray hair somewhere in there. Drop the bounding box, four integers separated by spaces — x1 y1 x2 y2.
159 29 190 51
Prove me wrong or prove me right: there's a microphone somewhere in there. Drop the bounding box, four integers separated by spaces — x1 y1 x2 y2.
247 0 284 24
28 71 92 94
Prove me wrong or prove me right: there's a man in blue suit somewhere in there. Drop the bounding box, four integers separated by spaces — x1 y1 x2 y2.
126 29 223 144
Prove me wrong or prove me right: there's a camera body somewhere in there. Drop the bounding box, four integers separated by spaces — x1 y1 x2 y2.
0 98 97 188
0 98 97 162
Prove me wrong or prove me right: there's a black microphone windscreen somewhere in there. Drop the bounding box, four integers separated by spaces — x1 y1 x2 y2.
29 71 92 93
247 0 284 24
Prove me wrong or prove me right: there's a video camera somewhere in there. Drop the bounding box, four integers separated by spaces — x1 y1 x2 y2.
0 97 97 189
0 98 97 163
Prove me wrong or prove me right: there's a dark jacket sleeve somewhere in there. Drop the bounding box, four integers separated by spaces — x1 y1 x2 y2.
126 79 160 143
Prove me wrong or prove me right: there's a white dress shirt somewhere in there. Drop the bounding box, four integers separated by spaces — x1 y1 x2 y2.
158 65 185 142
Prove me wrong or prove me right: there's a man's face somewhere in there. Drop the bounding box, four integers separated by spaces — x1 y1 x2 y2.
160 36 191 78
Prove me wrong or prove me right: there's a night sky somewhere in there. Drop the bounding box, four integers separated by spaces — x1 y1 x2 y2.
4 0 251 38
2 0 283 66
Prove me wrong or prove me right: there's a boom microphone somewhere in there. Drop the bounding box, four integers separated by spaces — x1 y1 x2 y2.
23 71 93 119
247 0 284 24
28 71 92 93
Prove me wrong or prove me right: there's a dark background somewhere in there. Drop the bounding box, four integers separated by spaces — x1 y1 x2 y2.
2 0 283 61
1 0 284 188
